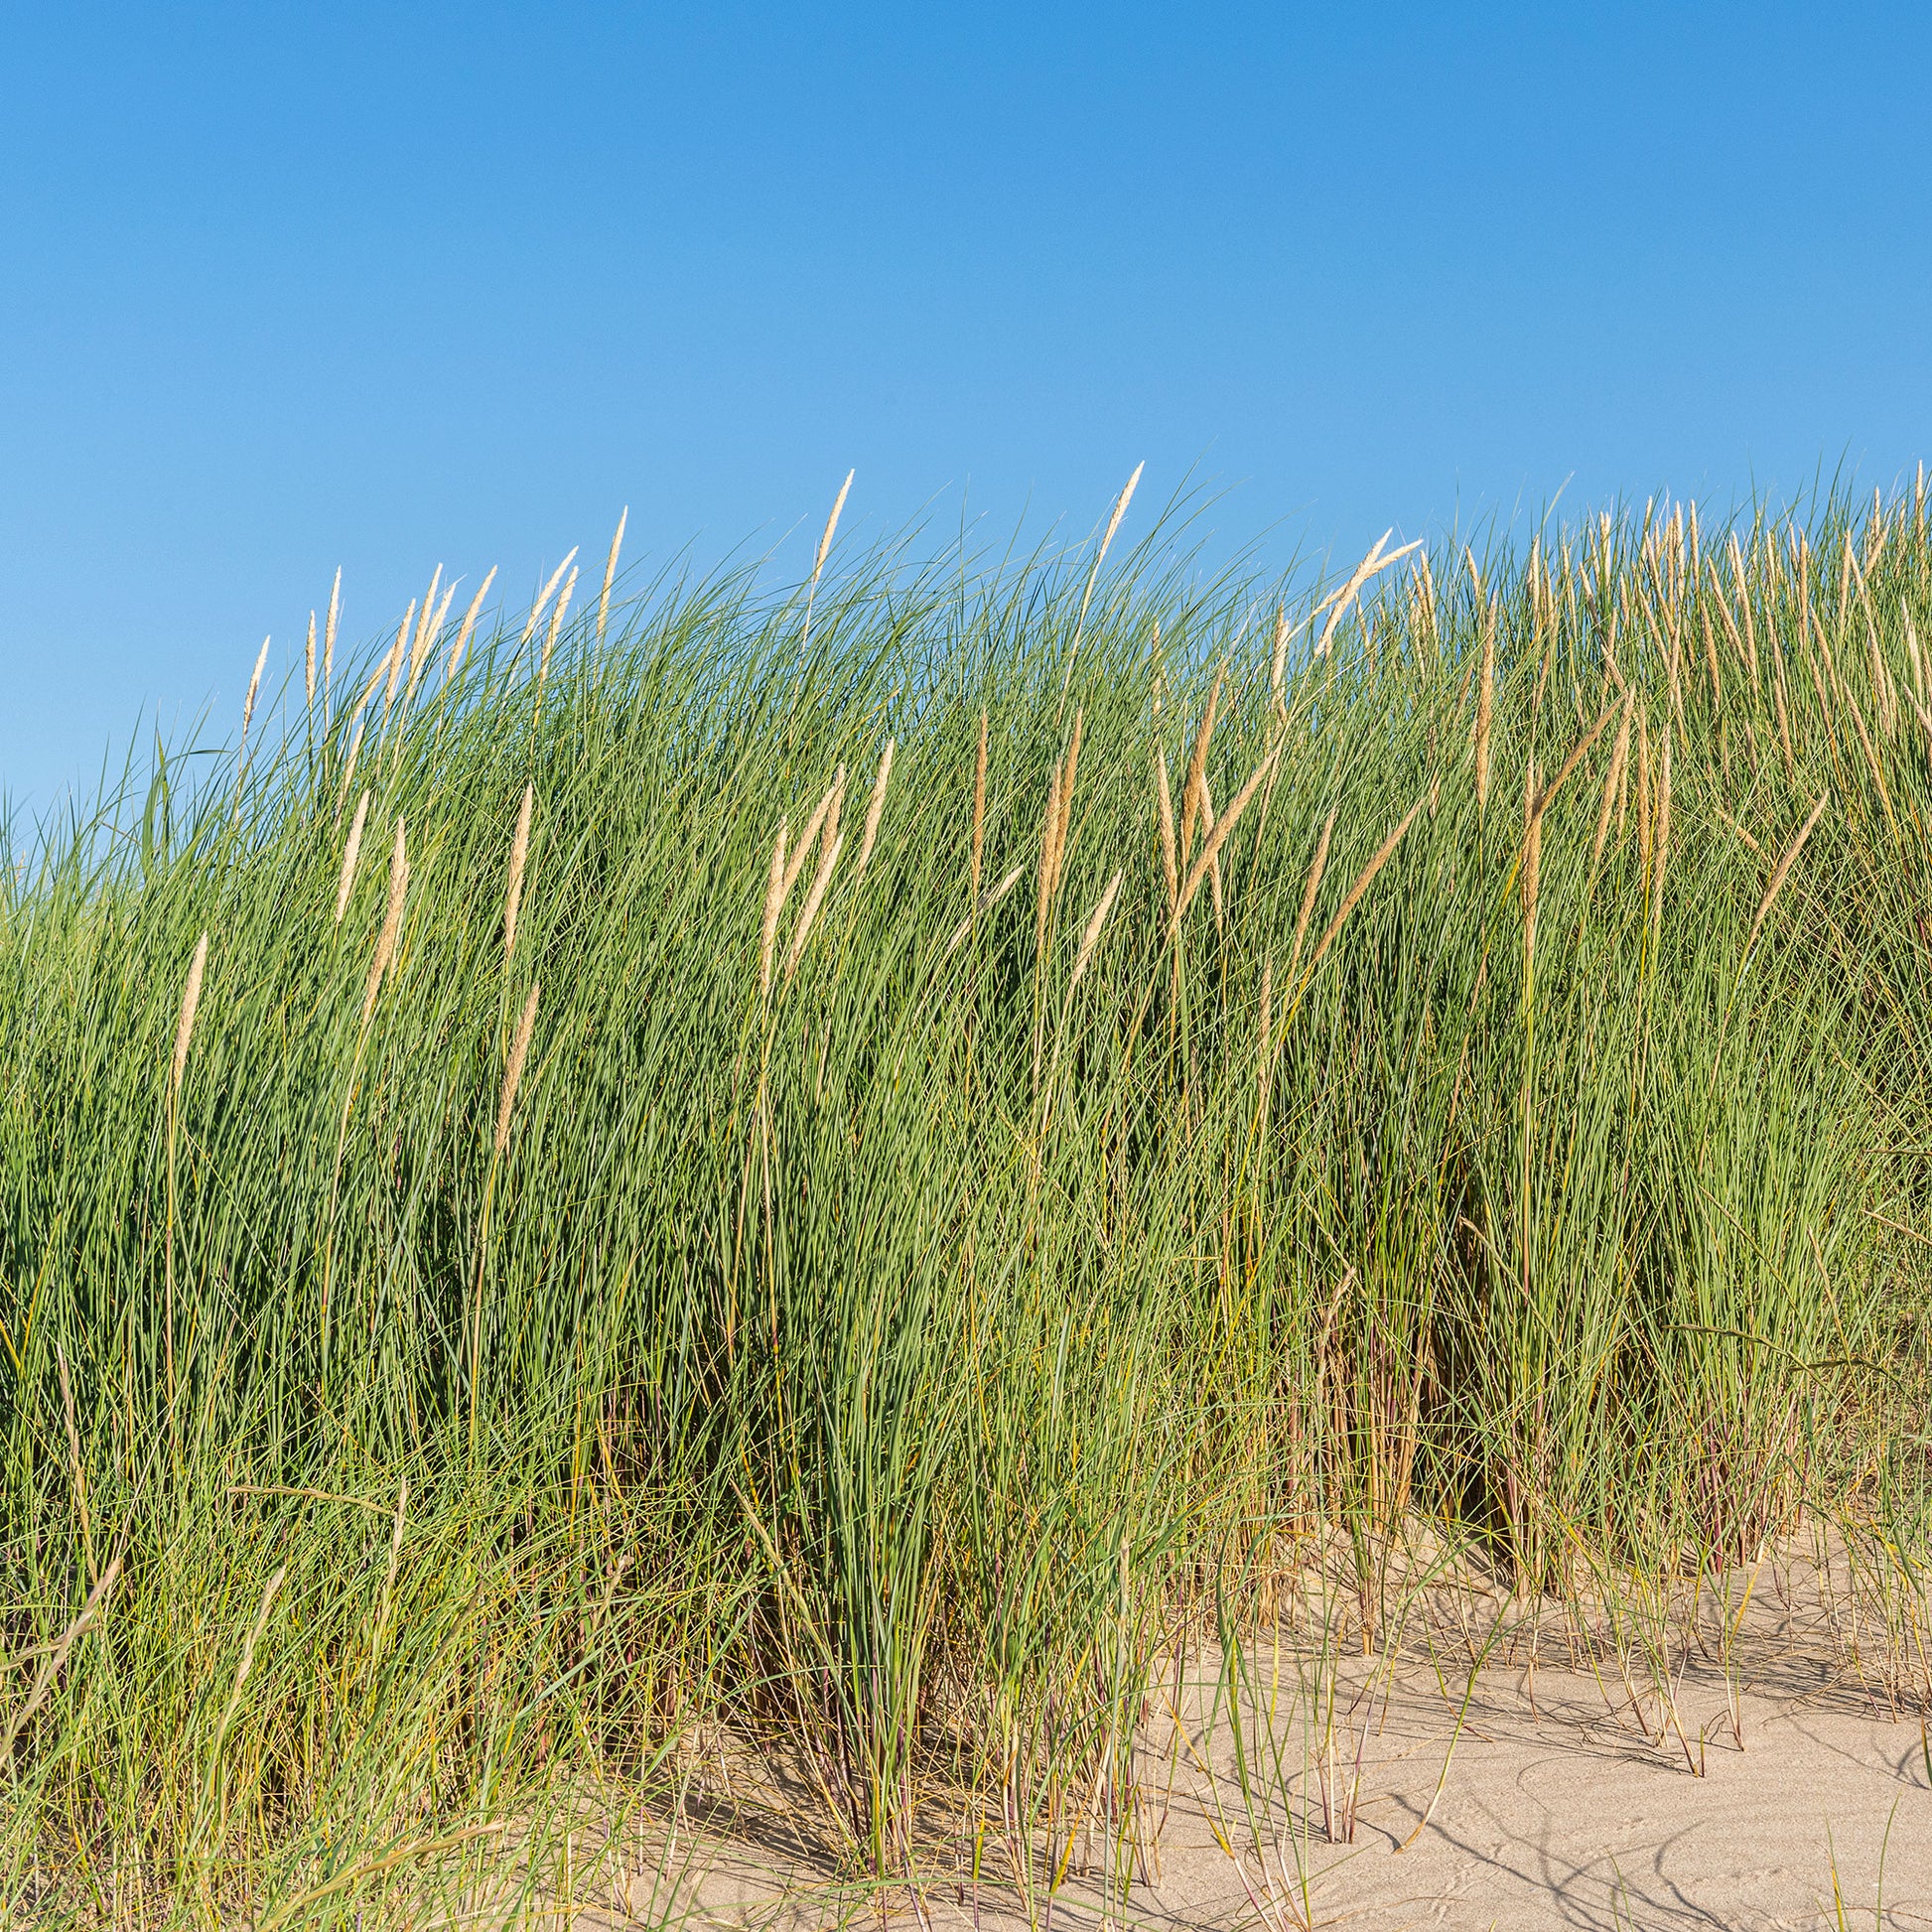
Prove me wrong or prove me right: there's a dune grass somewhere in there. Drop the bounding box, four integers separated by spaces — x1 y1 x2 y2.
5 480 1932 1923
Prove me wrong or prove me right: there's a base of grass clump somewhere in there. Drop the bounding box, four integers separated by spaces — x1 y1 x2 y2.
5 478 1932 1924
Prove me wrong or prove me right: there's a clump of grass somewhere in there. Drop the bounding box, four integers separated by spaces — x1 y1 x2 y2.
5 479 1932 1923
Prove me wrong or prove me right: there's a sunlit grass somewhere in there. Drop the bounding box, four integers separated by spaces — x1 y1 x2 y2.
5 482 1932 1923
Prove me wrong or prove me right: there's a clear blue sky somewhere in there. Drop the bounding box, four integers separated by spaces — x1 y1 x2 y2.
5 2 1930 810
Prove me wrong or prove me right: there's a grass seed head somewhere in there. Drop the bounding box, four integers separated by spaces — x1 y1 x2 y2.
597 506 628 644
335 790 370 923
448 567 497 683
521 548 580 647
362 818 409 1024
503 784 534 966
1068 870 1123 992
171 931 208 1095
853 739 896 884
494 982 540 1157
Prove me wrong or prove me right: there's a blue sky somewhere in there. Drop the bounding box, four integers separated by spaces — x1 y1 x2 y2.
4 2 1930 809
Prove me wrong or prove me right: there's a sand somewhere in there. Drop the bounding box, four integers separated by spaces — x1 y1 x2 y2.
600 1562 1932 1931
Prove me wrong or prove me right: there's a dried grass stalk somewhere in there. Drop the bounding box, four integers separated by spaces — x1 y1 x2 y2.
336 713 367 820
1071 463 1144 650
1742 795 1830 963
172 932 208 1094
1056 709 1083 880
335 790 370 923
1173 745 1281 931
494 982 540 1157
1302 796 1423 983
408 577 457 705
306 613 318 709
503 784 534 965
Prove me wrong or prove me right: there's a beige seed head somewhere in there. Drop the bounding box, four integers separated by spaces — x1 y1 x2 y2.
305 613 318 709
1096 463 1143 570
852 739 896 884
335 790 370 922
538 566 577 688
521 548 581 647
814 471 855 582
362 818 409 1024
408 574 457 704
780 767 844 907
759 817 789 1000
783 831 844 982
383 604 415 714
447 566 497 683
494 982 540 1157
242 634 270 740
1067 870 1123 993
1055 710 1083 891
1071 463 1145 650
1589 696 1634 877
1314 531 1420 660
336 713 367 818
597 506 628 644
324 568 342 696
1269 604 1294 720
171 931 208 1095
410 564 444 669
503 783 534 965
1178 672 1222 861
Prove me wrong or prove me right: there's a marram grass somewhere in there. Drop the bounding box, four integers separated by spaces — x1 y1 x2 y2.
5 485 1932 1922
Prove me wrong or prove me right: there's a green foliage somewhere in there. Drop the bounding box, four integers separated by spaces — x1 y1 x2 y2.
4 489 1931 1921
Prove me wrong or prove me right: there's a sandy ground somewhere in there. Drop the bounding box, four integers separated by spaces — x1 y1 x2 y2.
590 1564 1932 1930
